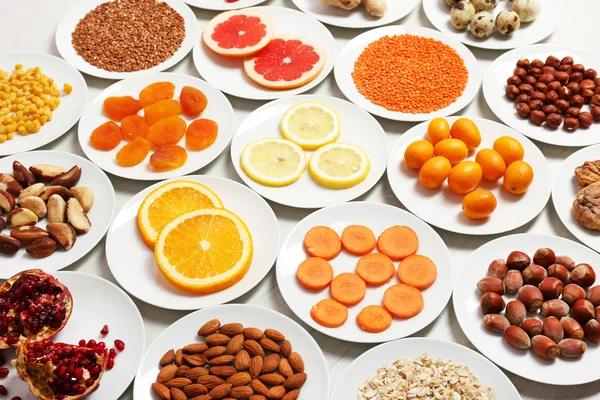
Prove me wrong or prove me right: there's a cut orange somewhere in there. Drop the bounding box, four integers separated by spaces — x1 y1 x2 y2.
154 208 253 294
137 180 223 249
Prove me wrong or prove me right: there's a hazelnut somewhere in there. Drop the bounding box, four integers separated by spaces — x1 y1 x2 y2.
571 299 596 324
528 67 543 78
533 247 556 267
518 83 534 95
518 285 544 311
487 259 507 279
545 113 563 129
504 326 531 349
557 86 571 100
546 90 558 104
572 64 585 73
477 276 505 295
529 99 544 111
563 284 586 306
530 92 546 103
516 103 531 118
503 270 524 294
480 292 506 314
542 105 558 115
538 73 555 85
566 81 580 95
539 277 564 300
556 255 576 271
587 286 600 307
579 112 594 128
524 75 538 85
570 72 584 83
522 318 543 337
529 110 546 126
596 86 600 95
542 66 557 76
584 320 600 343
515 94 530 104
541 300 570 319
555 99 570 113
543 316 565 344
565 107 581 118
545 56 560 68
482 314 510 333
548 263 571 284
507 75 522 86
507 251 531 270
516 58 531 69
592 106 600 121
506 85 520 99
558 64 572 74
591 94 600 107
571 263 596 287
561 317 584 340
584 68 598 80
570 95 585 108
505 300 527 326
532 59 545 69
580 79 596 91
564 117 580 132
595 77 600 87
531 335 560 360
560 56 574 66
522 264 547 286
582 88 595 103
514 67 527 78
555 71 570 85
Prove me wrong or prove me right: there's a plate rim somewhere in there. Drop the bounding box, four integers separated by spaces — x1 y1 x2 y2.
182 0 267 10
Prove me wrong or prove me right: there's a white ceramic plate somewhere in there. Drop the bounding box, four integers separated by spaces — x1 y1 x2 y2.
133 304 329 399
387 117 552 235
483 44 600 147
193 6 336 100
231 94 388 209
331 338 521 399
77 73 235 181
276 202 453 343
334 25 481 122
423 0 561 50
454 233 600 385
552 144 600 253
184 0 267 10
290 0 420 29
2 271 145 400
0 53 87 156
106 175 280 310
0 151 115 279
55 0 197 80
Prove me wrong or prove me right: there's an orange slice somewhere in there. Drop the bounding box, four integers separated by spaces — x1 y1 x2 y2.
154 208 253 294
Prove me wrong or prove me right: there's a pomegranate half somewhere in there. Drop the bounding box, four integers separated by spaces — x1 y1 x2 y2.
0 269 73 349
16 339 108 400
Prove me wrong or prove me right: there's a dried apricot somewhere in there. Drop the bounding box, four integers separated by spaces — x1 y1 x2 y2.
103 96 142 121
180 86 208 118
90 121 122 150
144 99 182 125
139 82 176 107
147 116 186 148
121 115 149 141
186 118 218 151
150 145 188 170
116 137 151 167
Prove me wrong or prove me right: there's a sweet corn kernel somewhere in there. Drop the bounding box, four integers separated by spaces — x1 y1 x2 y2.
63 83 72 95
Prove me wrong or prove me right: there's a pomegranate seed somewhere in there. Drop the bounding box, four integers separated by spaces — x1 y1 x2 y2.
109 349 117 358
114 340 125 351
87 340 96 348
0 368 8 378
0 385 7 394
100 325 109 336
11 397 21 400
78 339 86 347
96 341 106 350
106 357 115 370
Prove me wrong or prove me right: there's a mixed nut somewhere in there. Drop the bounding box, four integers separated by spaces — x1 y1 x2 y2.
0 161 93 258
478 247 600 360
152 320 307 400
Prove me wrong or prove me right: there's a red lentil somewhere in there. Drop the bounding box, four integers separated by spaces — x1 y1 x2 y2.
352 34 469 114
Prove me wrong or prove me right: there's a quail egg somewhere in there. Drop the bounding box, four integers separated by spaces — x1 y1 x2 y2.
470 11 495 38
496 9 521 35
451 1 476 30
444 0 458 6
511 0 541 23
471 0 497 12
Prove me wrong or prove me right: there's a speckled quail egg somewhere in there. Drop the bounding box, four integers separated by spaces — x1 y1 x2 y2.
496 9 521 35
444 0 458 7
470 11 495 38
471 0 497 12
511 0 541 23
451 1 476 30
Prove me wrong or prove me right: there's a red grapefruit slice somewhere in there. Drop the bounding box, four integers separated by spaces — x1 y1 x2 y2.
243 34 326 90
203 10 275 58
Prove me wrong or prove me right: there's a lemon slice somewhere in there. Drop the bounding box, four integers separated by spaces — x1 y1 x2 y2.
280 101 341 150
154 208 253 294
308 143 370 189
241 138 307 187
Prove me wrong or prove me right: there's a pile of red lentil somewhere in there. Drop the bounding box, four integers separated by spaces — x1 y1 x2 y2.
352 34 469 114
72 0 186 73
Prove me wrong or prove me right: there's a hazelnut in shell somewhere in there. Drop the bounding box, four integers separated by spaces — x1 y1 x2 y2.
545 113 563 129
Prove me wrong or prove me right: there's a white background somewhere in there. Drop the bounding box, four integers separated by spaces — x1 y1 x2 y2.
2 0 600 398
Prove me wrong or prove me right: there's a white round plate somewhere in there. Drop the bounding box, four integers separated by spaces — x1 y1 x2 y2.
483 44 600 147
553 144 600 252
2 271 145 400
276 202 453 343
193 6 336 100
331 338 521 399
231 94 388 209
334 25 481 122
77 73 235 181
55 0 197 80
0 151 115 279
387 117 552 235
423 0 561 50
290 0 420 29
0 53 87 156
133 304 329 399
454 233 600 385
106 175 280 310
184 0 267 10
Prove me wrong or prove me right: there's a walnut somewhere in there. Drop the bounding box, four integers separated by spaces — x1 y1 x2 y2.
574 160 600 189
573 182 600 230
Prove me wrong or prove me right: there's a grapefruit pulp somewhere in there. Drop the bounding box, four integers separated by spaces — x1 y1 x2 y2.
203 10 275 58
243 34 326 90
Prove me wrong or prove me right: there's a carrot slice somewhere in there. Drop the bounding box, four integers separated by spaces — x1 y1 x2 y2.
296 257 334 290
304 226 342 261
377 226 419 261
310 299 348 328
356 305 392 333
341 225 376 255
397 255 438 290
383 284 424 319
329 273 367 306
356 253 395 286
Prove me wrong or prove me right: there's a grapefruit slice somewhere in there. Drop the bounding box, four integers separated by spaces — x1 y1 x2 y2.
203 10 275 58
243 34 326 90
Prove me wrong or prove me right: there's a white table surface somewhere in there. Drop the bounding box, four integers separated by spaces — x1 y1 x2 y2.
2 1 600 399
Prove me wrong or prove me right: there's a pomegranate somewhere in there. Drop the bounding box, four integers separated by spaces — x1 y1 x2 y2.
16 339 107 400
0 269 73 349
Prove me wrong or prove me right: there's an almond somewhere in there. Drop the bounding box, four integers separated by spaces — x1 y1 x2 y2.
226 334 245 355
183 383 209 397
152 382 171 400
264 328 285 342
206 333 231 346
259 337 280 353
280 340 292 358
198 375 225 389
157 364 178 383
184 354 208 367
229 386 253 399
249 356 263 378
250 379 269 396
282 389 300 400
171 387 187 400
261 353 280 374
164 377 192 388
226 371 251 387
288 352 304 373
190 396 212 400
278 358 294 378
204 345 227 359
243 327 264 341
210 366 238 378
234 349 251 371
208 355 235 366
249 395 267 400
176 365 191 377
198 319 221 336
175 349 184 366
243 340 264 357
183 343 209 355
267 386 286 399
257 373 285 386
284 373 307 390
209 383 232 399
185 367 209 381
220 322 244 337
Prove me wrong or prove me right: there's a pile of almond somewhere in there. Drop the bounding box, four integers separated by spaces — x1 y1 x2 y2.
0 161 93 258
152 320 307 400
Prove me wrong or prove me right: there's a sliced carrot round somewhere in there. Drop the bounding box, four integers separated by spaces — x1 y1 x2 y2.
296 257 334 290
341 225 376 255
356 305 392 333
356 253 395 286
377 225 419 261
329 272 366 306
383 284 424 319
310 299 348 328
303 226 342 261
397 254 438 290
